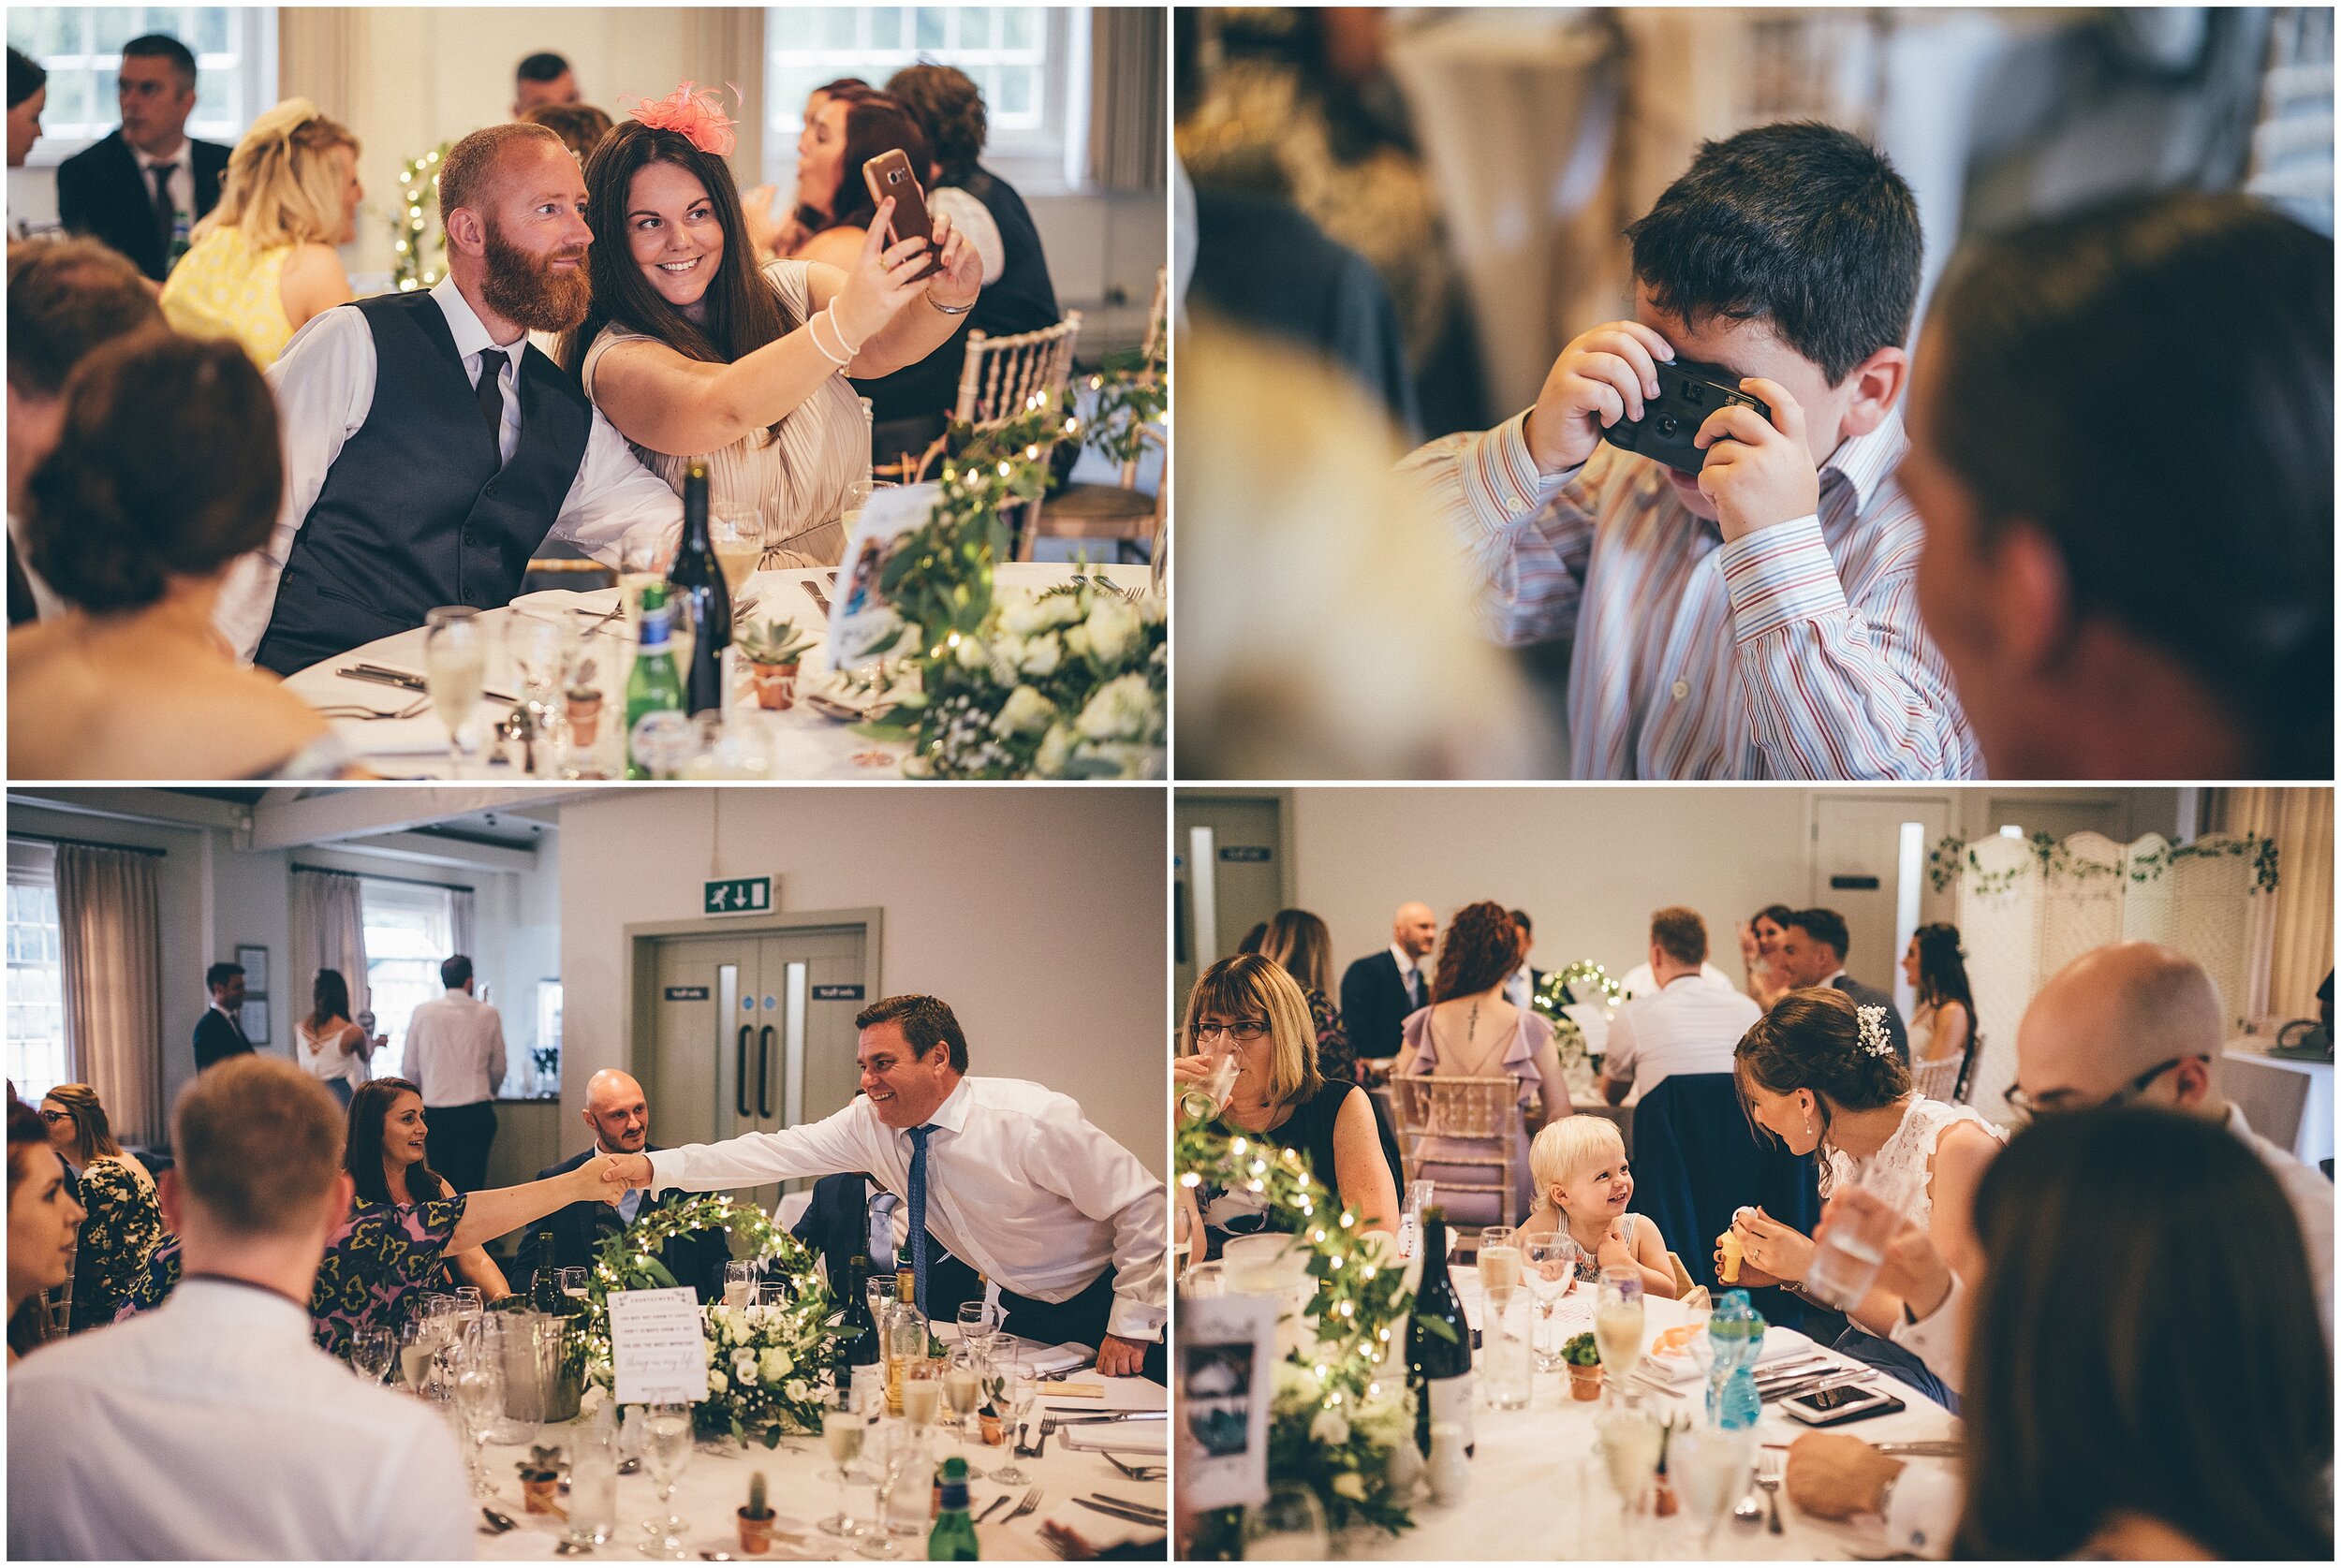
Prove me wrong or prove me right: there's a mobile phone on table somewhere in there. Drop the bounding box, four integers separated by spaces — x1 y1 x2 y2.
861 149 939 282
1782 1383 1906 1427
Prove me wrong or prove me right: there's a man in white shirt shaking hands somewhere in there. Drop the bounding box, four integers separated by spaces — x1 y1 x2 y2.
608 994 1168 1379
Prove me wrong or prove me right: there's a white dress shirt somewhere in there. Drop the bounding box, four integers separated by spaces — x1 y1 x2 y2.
215 275 683 661
928 186 1006 286
1616 960 1736 1000
647 1076 1167 1341
131 137 195 241
1602 974 1762 1098
6 1277 472 1561
402 987 508 1106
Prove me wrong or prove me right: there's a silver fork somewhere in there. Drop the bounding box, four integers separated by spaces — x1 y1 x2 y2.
1003 1487 1041 1522
1756 1446 1785 1534
316 695 432 721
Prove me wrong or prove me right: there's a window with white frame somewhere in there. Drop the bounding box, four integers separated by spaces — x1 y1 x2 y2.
361 878 454 1084
7 844 68 1102
763 7 1086 192
7 7 277 167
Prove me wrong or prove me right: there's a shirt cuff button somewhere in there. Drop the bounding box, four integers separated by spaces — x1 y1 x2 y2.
1671 680 1690 700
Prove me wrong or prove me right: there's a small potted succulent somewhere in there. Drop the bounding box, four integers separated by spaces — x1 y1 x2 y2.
736 619 816 711
737 1470 777 1555
1563 1332 1604 1400
565 657 604 745
518 1444 564 1514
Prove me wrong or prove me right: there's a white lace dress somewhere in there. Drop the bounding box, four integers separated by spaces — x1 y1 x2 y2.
1821 1095 2005 1229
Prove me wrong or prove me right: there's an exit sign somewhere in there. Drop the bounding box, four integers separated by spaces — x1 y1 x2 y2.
703 876 773 916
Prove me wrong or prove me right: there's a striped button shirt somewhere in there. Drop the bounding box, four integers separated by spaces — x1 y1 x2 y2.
1398 407 1983 780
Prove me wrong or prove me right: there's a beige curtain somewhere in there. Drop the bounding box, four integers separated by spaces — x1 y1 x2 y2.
53 846 164 1146
290 868 371 1030
681 7 768 189
2206 787 2333 1021
450 887 478 966
1090 7 1166 191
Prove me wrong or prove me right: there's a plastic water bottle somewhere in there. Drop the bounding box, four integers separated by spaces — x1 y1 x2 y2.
1706 1289 1766 1430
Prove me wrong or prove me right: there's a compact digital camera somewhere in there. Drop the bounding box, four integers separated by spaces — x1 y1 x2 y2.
1598 358 1774 476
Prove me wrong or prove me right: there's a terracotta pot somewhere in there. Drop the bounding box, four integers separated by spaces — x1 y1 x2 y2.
750 661 801 711
1654 1474 1679 1517
738 1509 776 1555
566 692 604 746
1567 1363 1604 1401
979 1410 1005 1446
522 1475 561 1515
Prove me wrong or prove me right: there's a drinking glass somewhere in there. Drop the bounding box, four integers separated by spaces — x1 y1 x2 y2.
510 608 576 721
711 505 766 600
449 1331 504 1498
1241 1482 1331 1560
818 1394 865 1538
350 1326 395 1385
866 1424 921 1552
619 535 663 630
1179 1048 1241 1122
1182 1262 1226 1298
1480 1282 1534 1411
640 1401 695 1557
866 1274 899 1337
955 1299 1002 1356
1804 1177 1904 1310
901 1357 944 1435
1478 1224 1524 1293
421 607 491 775
1594 1397 1663 1550
559 1267 590 1301
454 1285 485 1318
397 1318 438 1395
725 1260 761 1309
1668 1425 1757 1550
986 1364 1038 1486
1595 1267 1646 1396
1524 1234 1579 1370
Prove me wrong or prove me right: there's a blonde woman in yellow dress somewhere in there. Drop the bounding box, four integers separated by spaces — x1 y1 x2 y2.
158 98 361 366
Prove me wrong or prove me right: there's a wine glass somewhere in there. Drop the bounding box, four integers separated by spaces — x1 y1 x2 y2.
421 607 490 776
449 1330 503 1498
350 1326 395 1385
559 1267 590 1302
396 1318 437 1395
955 1299 1001 1357
985 1363 1038 1486
1524 1234 1579 1371
817 1394 865 1539
510 608 576 723
640 1401 695 1557
1595 1266 1646 1399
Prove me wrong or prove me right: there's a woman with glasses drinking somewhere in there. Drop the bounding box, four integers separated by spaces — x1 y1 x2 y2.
37 1084 164 1333
1175 954 1398 1257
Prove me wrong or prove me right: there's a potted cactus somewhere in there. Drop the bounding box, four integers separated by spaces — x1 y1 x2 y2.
565 657 604 745
1563 1331 1604 1400
737 1470 777 1555
517 1444 564 1514
736 619 816 711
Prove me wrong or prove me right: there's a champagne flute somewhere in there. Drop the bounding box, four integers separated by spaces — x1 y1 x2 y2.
818 1395 865 1538
725 1260 760 1309
900 1357 943 1435
1478 1224 1523 1292
640 1401 695 1557
943 1344 986 1478
1669 1425 1757 1550
1595 1266 1646 1398
450 1333 503 1498
710 506 766 600
421 607 490 776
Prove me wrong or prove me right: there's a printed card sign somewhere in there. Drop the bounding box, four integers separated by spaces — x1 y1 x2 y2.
1175 1292 1277 1511
812 983 865 1001
703 876 773 916
663 986 710 1002
607 1286 711 1406
827 482 940 670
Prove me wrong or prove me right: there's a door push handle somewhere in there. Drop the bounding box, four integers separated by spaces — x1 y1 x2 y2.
736 1026 753 1119
758 1025 775 1120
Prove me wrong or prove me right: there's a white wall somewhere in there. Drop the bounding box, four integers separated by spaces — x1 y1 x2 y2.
1288 786 2186 993
556 786 1167 1175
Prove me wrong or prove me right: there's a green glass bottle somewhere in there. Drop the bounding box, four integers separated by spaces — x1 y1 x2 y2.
625 582 686 779
927 1456 979 1560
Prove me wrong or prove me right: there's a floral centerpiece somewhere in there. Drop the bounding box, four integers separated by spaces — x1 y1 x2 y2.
574 1194 838 1445
1533 960 1622 1092
1176 1118 1416 1551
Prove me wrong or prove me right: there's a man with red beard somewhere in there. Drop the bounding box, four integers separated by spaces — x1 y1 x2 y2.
223 122 681 672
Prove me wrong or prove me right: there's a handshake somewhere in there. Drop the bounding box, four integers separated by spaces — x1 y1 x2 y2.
572 1150 659 1205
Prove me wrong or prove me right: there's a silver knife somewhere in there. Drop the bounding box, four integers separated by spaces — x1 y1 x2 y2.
1072 1498 1167 1528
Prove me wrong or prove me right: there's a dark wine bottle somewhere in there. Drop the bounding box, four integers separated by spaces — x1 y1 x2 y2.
839 1251 881 1368
666 461 730 715
1406 1209 1474 1458
531 1229 562 1312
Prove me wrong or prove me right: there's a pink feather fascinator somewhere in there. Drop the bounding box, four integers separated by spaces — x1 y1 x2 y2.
621 81 742 158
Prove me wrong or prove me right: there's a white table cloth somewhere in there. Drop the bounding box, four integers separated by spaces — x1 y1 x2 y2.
459 1344 1166 1562
2225 1041 2335 1167
283 563 1151 780
1356 1270 1960 1561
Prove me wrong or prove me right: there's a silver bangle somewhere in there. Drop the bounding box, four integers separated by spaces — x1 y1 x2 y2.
926 293 976 316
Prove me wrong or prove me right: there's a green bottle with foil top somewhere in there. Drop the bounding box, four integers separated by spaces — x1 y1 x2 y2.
626 581 686 779
927 1456 979 1560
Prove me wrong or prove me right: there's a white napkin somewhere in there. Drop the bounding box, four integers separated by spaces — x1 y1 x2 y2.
1034 1501 1167 1557
1056 1422 1169 1456
1020 1341 1091 1375
1642 1323 1818 1385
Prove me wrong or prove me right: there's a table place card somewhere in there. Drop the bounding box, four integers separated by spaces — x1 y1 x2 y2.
608 1286 712 1406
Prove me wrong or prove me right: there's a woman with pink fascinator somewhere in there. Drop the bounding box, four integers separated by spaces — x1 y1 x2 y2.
562 83 980 566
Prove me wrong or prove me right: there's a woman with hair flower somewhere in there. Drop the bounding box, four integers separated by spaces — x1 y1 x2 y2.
566 84 980 569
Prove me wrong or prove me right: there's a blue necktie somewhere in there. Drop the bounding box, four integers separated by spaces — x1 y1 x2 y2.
906 1124 935 1315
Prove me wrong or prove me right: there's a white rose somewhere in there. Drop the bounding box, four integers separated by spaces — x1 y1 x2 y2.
1060 624 1092 661
999 598 1050 637
985 633 1025 687
708 1369 729 1395
1310 1407 1350 1446
1270 1360 1320 1417
953 633 990 671
733 1350 758 1382
1332 1472 1368 1502
1138 592 1166 627
1082 596 1142 669
1018 631 1062 678
1075 673 1156 742
1034 722 1075 777
759 1347 793 1384
1040 592 1085 628
994 684 1057 738
784 1379 809 1403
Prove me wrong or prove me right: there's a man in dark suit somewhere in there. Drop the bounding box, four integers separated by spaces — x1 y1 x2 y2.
192 961 253 1071
1338 901 1440 1067
53 36 228 282
527 1068 726 1299
1780 908 1910 1063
